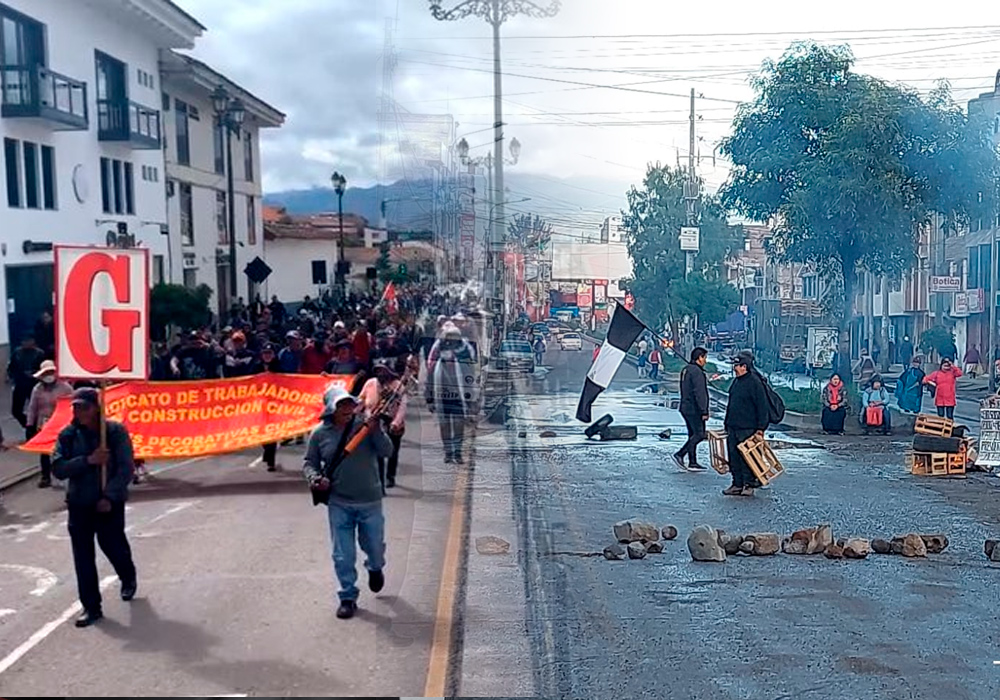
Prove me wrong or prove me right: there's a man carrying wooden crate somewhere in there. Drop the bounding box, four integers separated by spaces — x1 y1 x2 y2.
723 351 770 497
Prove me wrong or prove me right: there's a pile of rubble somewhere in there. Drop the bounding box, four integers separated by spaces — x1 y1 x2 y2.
602 520 678 560
603 520 1000 564
685 524 951 562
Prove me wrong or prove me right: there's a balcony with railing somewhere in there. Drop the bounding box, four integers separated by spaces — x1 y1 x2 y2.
1 64 88 130
97 98 160 149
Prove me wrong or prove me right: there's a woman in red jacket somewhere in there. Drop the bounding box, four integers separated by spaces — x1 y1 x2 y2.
923 358 963 419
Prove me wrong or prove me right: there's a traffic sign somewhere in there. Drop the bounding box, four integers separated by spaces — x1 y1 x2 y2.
55 246 149 380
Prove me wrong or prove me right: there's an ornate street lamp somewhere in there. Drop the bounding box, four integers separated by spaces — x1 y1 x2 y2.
212 85 246 307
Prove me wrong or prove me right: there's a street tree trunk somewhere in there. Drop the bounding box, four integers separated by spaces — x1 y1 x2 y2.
838 261 856 382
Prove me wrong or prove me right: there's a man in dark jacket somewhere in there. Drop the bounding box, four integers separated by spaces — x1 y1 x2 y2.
723 351 769 497
51 388 137 627
673 347 710 471
8 335 45 430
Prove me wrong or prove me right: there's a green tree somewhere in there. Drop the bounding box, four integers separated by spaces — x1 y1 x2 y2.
670 275 741 326
376 242 393 287
622 164 741 332
919 325 957 361
720 42 998 377
150 283 212 340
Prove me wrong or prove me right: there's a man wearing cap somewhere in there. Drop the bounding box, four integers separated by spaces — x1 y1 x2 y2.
723 351 769 497
303 388 393 619
279 331 303 374
223 332 256 378
426 324 475 464
52 388 138 627
26 360 73 487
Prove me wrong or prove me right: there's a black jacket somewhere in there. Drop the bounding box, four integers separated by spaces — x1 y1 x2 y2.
51 421 134 507
679 362 709 416
724 371 769 432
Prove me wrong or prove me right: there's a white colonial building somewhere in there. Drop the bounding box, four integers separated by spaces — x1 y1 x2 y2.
159 50 284 319
0 0 204 363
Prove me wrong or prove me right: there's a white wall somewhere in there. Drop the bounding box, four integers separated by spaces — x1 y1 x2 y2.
161 81 266 313
0 0 178 349
263 239 338 304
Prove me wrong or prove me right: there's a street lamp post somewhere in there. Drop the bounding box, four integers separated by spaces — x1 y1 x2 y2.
331 171 347 299
211 86 246 309
432 0 557 325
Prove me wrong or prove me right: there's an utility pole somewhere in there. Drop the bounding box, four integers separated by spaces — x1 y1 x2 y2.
990 228 998 392
430 0 559 339
684 88 696 281
881 273 891 372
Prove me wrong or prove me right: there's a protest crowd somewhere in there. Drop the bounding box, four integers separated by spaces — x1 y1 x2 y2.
5 283 487 622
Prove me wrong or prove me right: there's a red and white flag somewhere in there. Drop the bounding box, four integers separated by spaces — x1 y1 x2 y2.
381 281 398 313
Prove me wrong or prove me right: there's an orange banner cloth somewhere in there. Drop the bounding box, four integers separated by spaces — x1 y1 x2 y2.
21 373 356 459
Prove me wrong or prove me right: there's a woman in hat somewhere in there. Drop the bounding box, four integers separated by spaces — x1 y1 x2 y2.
360 357 408 490
26 360 73 488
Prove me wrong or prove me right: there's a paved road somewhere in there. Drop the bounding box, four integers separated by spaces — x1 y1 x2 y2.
0 409 457 697
504 347 1000 700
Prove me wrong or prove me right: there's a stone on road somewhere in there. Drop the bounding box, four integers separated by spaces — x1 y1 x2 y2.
687 525 726 562
603 543 625 561
626 542 647 560
613 519 659 544
743 532 779 556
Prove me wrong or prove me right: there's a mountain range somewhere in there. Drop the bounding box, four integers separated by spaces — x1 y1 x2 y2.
263 172 635 235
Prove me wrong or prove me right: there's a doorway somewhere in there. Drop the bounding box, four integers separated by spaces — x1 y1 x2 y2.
6 263 53 347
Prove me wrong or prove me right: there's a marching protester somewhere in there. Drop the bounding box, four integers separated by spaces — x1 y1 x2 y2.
303 388 393 620
52 387 138 628
820 373 848 435
223 331 257 378
895 356 926 414
673 347 710 471
8 334 45 432
253 344 282 471
426 324 474 464
360 356 408 490
723 351 768 497
26 360 73 487
924 358 963 419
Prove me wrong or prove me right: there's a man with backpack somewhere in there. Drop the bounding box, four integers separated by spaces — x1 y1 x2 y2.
723 351 774 497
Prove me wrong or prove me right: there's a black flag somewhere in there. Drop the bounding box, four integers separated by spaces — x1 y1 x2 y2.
576 304 646 422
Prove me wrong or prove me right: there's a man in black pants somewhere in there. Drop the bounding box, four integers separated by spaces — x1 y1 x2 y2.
52 388 137 627
673 347 710 471
723 351 769 497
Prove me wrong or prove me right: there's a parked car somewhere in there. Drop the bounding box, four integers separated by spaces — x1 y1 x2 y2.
531 322 552 338
497 340 535 373
559 332 583 351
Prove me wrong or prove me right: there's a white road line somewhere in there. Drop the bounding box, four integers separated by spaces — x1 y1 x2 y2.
0 609 15 619
142 501 197 527
147 456 207 476
0 565 58 597
0 575 115 676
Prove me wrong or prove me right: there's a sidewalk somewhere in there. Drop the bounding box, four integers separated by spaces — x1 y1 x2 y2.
0 380 42 489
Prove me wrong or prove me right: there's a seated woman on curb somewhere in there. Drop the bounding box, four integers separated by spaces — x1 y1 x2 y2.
861 376 892 435
821 373 848 435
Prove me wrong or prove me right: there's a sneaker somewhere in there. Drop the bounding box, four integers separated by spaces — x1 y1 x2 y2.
722 485 743 496
266 464 277 472
444 455 455 464
740 487 756 497
121 580 137 601
386 478 396 488
38 477 51 488
688 463 708 471
368 569 385 593
671 454 688 472
75 609 103 628
336 600 357 619
454 455 466 465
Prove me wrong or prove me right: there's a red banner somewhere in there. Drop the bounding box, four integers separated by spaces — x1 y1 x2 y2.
21 373 355 459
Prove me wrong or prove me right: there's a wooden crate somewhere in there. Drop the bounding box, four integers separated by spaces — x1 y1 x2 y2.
948 444 967 475
737 433 785 485
707 430 730 475
914 414 954 437
908 451 930 476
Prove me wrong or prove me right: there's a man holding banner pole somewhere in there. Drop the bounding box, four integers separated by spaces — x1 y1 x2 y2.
52 387 138 627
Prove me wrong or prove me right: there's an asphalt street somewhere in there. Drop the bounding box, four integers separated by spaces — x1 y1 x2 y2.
505 344 1000 700
0 408 457 697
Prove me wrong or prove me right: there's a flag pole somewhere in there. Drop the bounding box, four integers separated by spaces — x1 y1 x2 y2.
99 380 107 491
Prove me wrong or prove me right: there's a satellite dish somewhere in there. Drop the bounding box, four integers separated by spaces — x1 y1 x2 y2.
106 230 117 247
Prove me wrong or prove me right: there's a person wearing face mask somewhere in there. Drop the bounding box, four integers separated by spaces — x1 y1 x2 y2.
924 358 963 420
26 360 73 488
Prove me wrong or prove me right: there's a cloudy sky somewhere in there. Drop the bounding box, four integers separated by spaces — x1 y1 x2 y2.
175 0 1000 228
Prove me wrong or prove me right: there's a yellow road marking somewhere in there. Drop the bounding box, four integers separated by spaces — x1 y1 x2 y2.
423 455 472 696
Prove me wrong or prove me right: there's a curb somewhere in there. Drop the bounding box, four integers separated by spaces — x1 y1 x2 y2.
0 463 39 492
